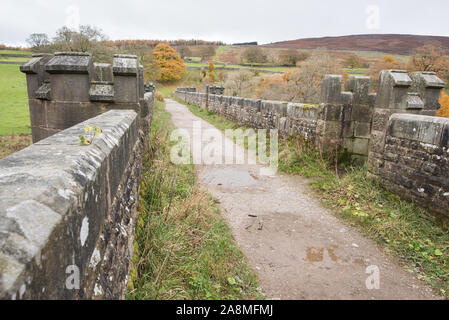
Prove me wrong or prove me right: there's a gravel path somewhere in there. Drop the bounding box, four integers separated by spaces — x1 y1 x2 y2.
165 99 439 300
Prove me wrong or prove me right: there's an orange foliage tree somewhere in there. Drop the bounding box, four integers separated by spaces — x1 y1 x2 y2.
152 43 186 82
437 91 449 118
408 45 449 78
369 55 404 90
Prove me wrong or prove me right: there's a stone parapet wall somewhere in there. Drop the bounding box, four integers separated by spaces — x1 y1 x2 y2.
0 110 144 299
177 70 445 161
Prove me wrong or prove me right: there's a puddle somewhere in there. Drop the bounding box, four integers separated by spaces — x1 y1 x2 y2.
201 168 257 188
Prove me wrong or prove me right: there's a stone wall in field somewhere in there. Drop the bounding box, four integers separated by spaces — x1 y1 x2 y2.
0 52 154 299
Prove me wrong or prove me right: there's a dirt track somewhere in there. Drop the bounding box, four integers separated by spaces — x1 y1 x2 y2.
166 99 439 300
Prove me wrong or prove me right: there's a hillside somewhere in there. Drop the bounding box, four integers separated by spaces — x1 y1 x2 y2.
264 34 449 55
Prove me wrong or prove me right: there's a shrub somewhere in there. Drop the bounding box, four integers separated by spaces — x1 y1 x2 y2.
152 43 186 82
155 92 164 102
437 91 449 118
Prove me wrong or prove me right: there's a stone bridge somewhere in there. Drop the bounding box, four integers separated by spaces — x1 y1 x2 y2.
1 49 448 299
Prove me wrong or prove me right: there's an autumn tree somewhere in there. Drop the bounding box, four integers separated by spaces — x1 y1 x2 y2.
208 62 215 72
199 46 215 61
142 51 160 83
224 71 253 96
369 55 405 90
408 45 449 81
382 55 398 64
152 43 186 82
284 54 342 103
241 47 267 65
344 54 363 69
278 49 308 66
437 91 449 118
177 46 192 58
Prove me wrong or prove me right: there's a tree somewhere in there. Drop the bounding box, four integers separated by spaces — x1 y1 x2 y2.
369 55 405 90
208 62 215 72
283 53 342 103
152 43 186 82
224 71 252 96
52 25 112 62
344 54 362 69
409 45 449 80
142 51 160 83
278 49 308 66
241 47 267 64
437 91 449 118
177 46 192 58
26 33 50 48
199 46 215 61
382 55 398 64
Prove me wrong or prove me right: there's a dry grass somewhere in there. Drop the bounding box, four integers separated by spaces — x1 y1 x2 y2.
0 134 32 159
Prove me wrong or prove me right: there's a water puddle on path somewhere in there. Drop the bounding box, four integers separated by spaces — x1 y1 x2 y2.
200 167 257 189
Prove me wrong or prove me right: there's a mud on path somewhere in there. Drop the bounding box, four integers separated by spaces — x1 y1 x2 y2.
165 99 439 300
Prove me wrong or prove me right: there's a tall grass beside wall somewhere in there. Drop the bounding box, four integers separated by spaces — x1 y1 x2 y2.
127 100 264 300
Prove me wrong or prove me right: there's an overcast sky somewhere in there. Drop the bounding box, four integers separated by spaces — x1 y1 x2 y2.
2 0 449 46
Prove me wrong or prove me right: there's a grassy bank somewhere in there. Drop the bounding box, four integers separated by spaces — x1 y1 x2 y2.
176 98 449 298
127 100 264 300
0 64 30 135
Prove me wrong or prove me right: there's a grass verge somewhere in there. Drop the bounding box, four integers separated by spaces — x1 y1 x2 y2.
127 100 264 300
176 98 449 298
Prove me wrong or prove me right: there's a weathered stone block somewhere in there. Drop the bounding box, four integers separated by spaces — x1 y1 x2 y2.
320 75 342 104
354 121 371 138
410 71 446 110
375 70 411 109
352 137 370 155
45 52 92 74
345 76 372 105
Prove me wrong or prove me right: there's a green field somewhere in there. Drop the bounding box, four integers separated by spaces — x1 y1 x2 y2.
0 50 32 56
0 56 30 62
185 62 293 73
0 64 30 135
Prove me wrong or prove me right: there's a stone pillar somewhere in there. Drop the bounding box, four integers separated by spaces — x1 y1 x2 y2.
113 54 139 105
367 69 446 177
410 71 446 110
317 75 353 153
343 76 374 161
20 54 54 142
21 52 153 143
